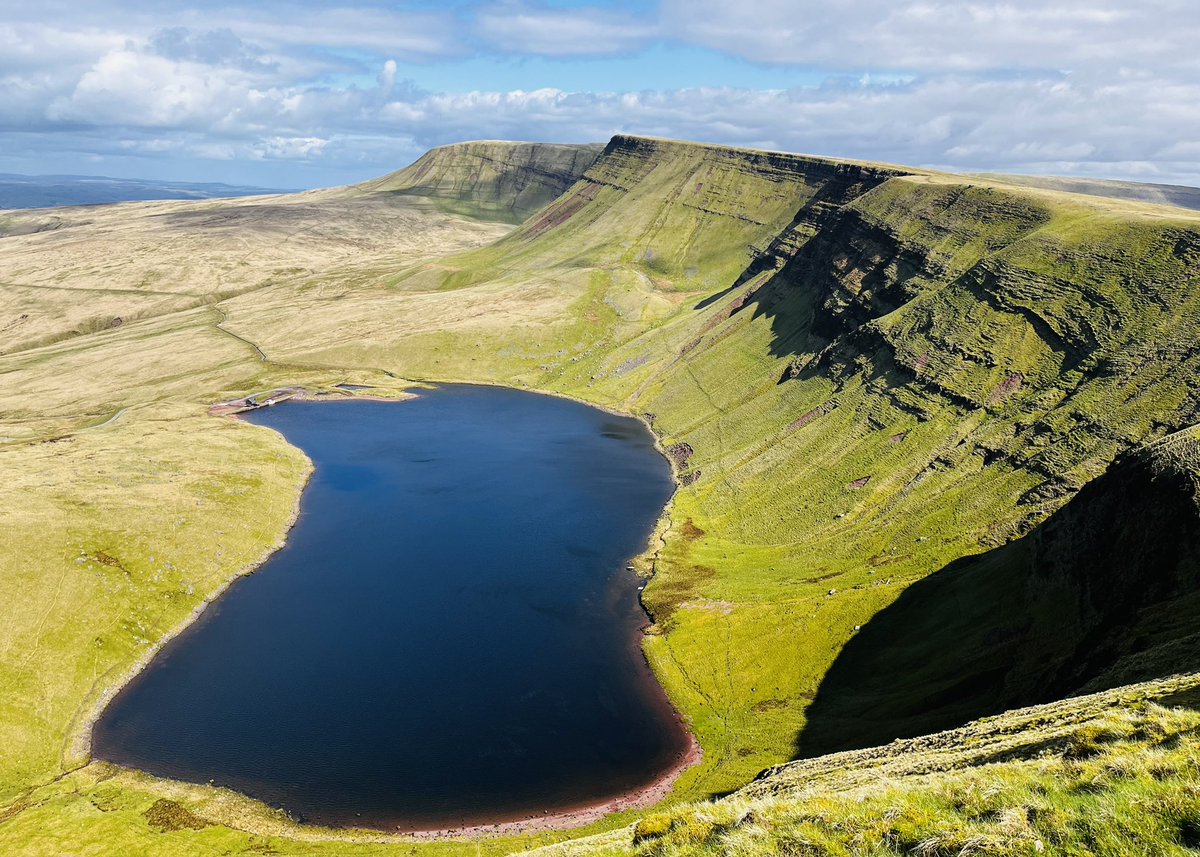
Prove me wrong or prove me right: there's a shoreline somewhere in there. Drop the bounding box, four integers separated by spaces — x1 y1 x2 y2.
64 414 316 769
402 731 701 839
67 380 702 841
69 385 382 766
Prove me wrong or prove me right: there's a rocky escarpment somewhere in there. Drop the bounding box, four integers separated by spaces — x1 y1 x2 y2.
542 136 906 283
354 140 605 223
542 145 1200 781
584 135 902 199
759 178 1200 495
394 134 910 304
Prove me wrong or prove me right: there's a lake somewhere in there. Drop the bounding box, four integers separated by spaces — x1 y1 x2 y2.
92 385 690 831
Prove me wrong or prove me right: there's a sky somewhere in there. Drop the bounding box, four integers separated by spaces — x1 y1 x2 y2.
1 0 1198 189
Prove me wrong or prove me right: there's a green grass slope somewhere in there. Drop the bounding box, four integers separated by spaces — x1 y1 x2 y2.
495 153 1200 796
3 135 1200 856
800 427 1200 755
227 135 905 380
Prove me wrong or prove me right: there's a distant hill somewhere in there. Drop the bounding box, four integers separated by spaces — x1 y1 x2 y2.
0 173 295 210
347 140 605 223
973 171 1200 210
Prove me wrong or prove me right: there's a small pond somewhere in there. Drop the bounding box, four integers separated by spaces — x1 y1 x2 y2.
93 385 690 830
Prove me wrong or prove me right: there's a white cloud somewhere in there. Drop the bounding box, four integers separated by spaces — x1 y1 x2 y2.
47 50 267 129
362 74 1200 184
660 0 1200 74
0 1 1197 188
148 27 277 72
20 59 1200 186
475 1 656 55
0 23 126 75
256 135 330 159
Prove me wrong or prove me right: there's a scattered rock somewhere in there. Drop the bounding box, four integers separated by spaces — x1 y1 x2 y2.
613 352 650 376
666 442 694 469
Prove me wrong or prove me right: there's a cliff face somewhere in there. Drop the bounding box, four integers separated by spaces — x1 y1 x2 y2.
354 140 605 223
384 134 907 312
507 135 905 287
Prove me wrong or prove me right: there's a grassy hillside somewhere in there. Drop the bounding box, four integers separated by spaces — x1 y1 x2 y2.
614 174 1200 790
350 140 604 223
216 136 905 381
2 135 1200 856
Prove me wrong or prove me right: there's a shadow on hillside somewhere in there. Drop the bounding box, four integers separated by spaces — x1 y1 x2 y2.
684 206 953 406
1161 685 1200 711
692 255 773 311
690 167 906 341
795 445 1200 758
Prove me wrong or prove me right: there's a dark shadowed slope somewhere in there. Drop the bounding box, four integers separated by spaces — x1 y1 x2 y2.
799 429 1200 756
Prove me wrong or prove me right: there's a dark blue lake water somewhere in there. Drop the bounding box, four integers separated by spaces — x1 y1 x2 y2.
92 385 689 830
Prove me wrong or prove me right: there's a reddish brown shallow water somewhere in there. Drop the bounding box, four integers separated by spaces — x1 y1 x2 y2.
93 385 690 831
